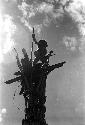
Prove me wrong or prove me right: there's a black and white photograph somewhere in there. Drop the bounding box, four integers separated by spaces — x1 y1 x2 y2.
0 0 85 125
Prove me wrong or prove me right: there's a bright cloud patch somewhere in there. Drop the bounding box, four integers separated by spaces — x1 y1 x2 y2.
38 2 64 27
17 0 85 53
18 1 64 33
64 0 85 53
0 10 16 64
63 36 77 51
0 116 2 122
38 2 53 13
34 24 43 37
2 15 16 54
5 0 17 3
1 108 7 114
0 13 4 63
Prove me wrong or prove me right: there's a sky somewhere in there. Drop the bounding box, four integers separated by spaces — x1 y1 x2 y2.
0 0 85 124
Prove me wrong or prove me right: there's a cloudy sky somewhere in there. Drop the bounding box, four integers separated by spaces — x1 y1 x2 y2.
0 0 85 124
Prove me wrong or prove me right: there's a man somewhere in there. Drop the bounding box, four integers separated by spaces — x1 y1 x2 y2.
32 33 54 65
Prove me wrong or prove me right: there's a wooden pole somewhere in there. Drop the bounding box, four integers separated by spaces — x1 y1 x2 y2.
31 27 34 67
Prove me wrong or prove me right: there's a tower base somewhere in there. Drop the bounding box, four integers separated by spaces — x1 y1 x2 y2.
22 119 48 125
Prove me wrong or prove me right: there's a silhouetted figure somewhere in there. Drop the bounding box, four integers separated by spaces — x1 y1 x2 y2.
32 33 48 65
5 28 66 125
32 29 56 67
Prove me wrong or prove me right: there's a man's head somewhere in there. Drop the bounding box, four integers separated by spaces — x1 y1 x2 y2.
38 40 48 48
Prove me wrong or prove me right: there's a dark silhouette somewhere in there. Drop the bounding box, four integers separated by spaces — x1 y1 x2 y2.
32 30 56 66
5 28 66 125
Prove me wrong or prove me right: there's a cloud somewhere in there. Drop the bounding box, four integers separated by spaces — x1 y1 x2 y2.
17 0 85 42
18 1 64 30
20 17 32 31
37 2 64 28
34 24 42 33
18 2 36 32
45 0 55 4
0 12 16 65
61 0 85 53
38 2 53 13
63 36 77 51
18 2 29 17
43 14 52 27
4 0 17 3
65 0 85 35
2 15 16 54
79 37 85 54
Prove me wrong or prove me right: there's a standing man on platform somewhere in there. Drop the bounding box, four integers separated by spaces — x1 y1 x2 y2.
32 28 54 65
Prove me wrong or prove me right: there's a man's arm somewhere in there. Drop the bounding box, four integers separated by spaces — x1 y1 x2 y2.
46 50 55 58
